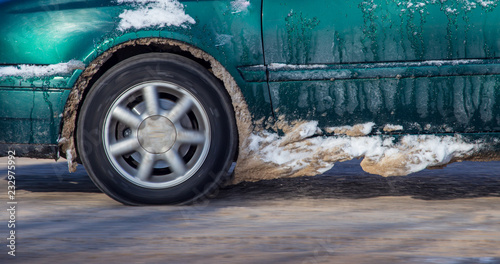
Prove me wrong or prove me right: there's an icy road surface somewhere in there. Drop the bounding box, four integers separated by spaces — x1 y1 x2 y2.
1 157 500 264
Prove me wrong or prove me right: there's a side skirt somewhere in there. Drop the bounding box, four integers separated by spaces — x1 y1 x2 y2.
0 143 58 159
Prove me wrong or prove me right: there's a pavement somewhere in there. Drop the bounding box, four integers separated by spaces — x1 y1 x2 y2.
1 157 500 263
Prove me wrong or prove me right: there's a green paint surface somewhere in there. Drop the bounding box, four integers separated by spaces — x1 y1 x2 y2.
0 0 270 144
263 0 500 132
1 0 500 146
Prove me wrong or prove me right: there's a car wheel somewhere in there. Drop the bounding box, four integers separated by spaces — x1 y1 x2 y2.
77 53 238 205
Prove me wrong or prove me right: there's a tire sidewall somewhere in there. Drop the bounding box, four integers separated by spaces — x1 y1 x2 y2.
77 53 237 205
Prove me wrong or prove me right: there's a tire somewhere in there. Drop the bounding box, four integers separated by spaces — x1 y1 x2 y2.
77 53 238 205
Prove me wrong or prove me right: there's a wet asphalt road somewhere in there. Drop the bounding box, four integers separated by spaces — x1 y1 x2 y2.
1 157 500 263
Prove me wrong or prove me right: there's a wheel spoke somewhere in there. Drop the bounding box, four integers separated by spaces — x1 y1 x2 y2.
109 137 140 156
104 81 212 190
163 149 187 175
177 129 206 145
167 96 193 123
137 152 156 181
112 106 142 129
142 85 161 116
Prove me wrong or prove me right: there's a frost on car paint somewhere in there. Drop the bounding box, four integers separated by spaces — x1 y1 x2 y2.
234 121 484 183
0 60 84 79
215 34 233 47
263 1 500 66
117 0 196 31
231 0 250 14
357 0 499 61
268 63 329 70
269 74 499 135
396 0 498 13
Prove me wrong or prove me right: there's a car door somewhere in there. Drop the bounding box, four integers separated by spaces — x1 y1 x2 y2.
262 0 500 134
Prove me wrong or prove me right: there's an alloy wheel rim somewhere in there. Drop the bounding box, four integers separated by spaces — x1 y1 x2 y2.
103 81 211 189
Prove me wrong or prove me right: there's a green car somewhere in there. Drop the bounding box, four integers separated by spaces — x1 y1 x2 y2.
1 0 499 205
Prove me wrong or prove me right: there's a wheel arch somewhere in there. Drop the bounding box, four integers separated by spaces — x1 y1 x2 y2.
59 38 252 174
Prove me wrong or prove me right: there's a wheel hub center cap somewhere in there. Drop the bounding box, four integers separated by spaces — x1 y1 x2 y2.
138 115 176 154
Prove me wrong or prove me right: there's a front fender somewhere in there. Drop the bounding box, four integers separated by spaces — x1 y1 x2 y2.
57 0 271 170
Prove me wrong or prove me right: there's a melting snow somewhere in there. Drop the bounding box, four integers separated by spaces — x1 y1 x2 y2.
266 60 484 71
117 0 195 31
66 149 74 172
242 121 481 181
325 122 375 136
231 0 250 13
383 124 404 132
0 60 85 79
268 63 329 70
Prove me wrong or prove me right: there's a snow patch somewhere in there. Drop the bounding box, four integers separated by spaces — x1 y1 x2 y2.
279 121 321 147
445 7 458 14
268 63 329 70
0 60 85 79
231 0 250 13
325 122 375 136
66 149 75 172
361 135 476 176
117 0 195 31
478 0 496 8
383 124 404 132
397 59 482 67
238 121 481 182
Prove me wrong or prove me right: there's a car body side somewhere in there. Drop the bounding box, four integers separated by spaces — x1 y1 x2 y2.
0 0 270 161
1 0 500 167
